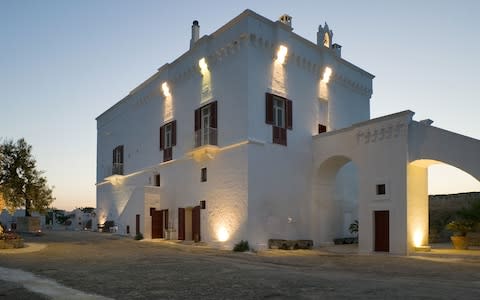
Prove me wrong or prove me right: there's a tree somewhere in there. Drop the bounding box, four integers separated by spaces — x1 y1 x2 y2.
0 138 54 216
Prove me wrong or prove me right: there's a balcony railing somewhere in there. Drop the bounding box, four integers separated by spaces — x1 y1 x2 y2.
194 127 218 148
112 163 124 175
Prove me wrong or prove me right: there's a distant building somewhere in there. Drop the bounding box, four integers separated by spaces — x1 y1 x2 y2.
96 9 480 254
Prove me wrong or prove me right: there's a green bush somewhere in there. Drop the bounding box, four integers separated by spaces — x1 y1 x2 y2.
134 233 144 240
233 240 249 252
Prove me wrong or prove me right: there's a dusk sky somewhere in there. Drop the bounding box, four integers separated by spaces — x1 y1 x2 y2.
1 0 479 210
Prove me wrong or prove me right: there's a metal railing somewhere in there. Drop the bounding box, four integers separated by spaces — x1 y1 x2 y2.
194 127 218 148
112 163 124 175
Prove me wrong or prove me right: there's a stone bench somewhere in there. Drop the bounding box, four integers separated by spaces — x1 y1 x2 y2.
268 239 313 250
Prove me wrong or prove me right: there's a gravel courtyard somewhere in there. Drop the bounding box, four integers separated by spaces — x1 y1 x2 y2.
1 231 479 299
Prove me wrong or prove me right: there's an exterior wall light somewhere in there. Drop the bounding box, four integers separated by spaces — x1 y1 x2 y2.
217 226 229 242
322 66 332 83
199 57 208 74
161 82 171 97
276 45 288 64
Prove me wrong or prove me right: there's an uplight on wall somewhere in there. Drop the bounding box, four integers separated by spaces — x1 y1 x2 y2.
217 226 229 242
199 58 209 75
276 45 288 64
161 82 171 97
322 67 332 83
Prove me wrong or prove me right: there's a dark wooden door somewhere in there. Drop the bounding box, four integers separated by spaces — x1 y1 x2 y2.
151 210 164 239
178 208 185 240
192 206 201 242
135 214 140 235
374 210 389 252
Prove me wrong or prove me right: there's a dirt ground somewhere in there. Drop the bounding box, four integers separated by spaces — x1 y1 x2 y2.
1 231 480 299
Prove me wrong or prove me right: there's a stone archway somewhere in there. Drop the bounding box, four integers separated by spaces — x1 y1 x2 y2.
311 155 359 246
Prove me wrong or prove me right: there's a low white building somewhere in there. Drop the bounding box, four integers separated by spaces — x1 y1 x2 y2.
96 10 480 254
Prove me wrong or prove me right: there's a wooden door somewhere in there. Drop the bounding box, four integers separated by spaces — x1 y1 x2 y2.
192 206 201 242
374 210 389 252
135 214 140 235
151 210 164 239
178 208 185 240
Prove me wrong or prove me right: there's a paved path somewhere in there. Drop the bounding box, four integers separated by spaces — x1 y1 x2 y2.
1 231 480 299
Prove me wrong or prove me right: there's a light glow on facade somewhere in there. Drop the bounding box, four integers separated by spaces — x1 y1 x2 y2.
161 82 171 97
217 226 229 242
413 229 423 247
276 45 288 64
199 58 209 75
322 67 332 83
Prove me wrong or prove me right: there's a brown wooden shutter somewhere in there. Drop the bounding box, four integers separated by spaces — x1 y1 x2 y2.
265 93 274 125
119 145 124 163
178 208 185 240
160 126 165 150
164 209 169 230
286 99 292 130
272 126 280 144
193 206 201 242
210 101 217 129
194 108 201 131
171 120 177 146
280 127 287 145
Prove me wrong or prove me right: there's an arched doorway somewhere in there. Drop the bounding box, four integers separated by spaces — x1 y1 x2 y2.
408 159 480 251
312 155 359 246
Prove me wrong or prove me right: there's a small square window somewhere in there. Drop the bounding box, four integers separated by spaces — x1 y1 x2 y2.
154 174 160 187
318 124 327 134
200 200 206 209
376 184 386 195
201 168 207 182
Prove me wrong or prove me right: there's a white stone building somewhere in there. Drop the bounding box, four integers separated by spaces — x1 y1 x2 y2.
96 9 480 255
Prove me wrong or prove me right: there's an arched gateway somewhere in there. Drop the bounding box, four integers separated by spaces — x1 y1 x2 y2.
312 110 480 255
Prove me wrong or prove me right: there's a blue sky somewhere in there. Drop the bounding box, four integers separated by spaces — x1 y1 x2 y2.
1 0 479 210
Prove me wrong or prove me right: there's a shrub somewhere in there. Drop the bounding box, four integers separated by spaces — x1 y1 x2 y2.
446 220 474 236
233 240 249 252
134 233 144 240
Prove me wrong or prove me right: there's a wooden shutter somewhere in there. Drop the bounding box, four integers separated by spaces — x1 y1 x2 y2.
119 145 124 163
112 148 116 163
194 108 201 131
210 101 217 129
193 206 201 242
160 126 165 150
286 99 292 130
164 209 169 230
171 120 177 146
280 127 287 145
178 208 185 240
265 93 274 125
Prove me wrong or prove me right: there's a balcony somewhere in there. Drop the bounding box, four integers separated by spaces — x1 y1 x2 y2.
189 127 219 161
112 163 124 175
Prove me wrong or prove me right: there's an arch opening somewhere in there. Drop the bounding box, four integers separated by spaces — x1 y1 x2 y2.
408 159 480 252
312 155 359 246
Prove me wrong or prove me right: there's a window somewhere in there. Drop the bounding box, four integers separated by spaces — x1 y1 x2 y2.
201 168 207 182
265 93 292 145
154 174 160 187
194 101 217 147
318 124 327 134
376 184 386 195
112 145 124 175
160 120 176 162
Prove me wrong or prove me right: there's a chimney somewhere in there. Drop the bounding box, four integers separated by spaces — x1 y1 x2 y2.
279 14 292 28
190 20 200 49
332 43 342 57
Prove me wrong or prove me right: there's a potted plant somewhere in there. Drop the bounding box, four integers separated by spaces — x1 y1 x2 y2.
445 220 473 250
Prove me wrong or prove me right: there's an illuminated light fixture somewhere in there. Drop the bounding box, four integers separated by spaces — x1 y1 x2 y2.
276 45 288 64
217 226 229 242
198 57 208 74
322 66 332 83
161 82 171 97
